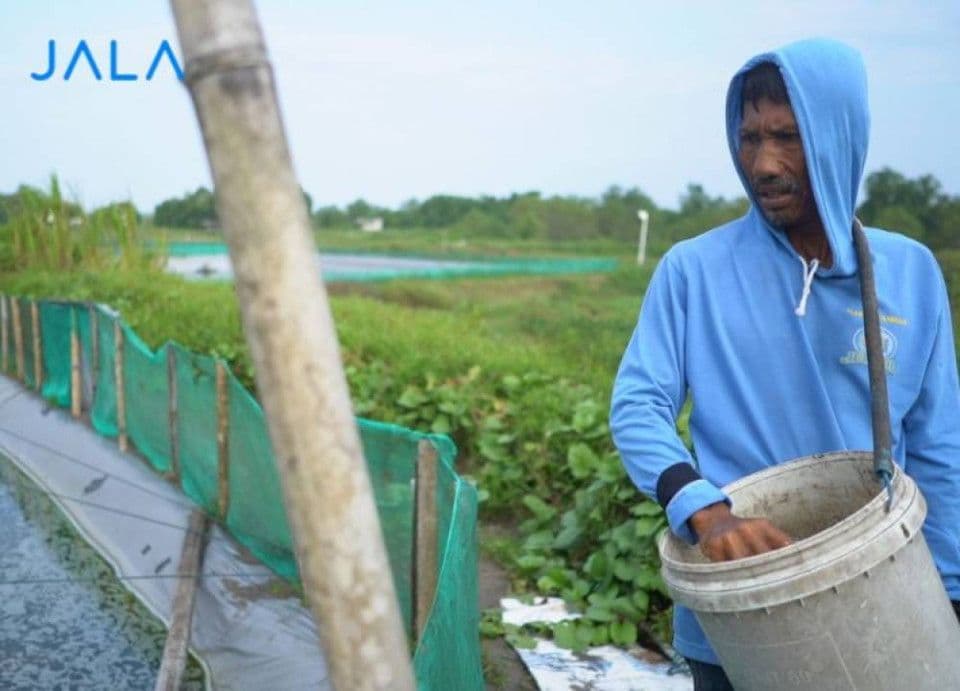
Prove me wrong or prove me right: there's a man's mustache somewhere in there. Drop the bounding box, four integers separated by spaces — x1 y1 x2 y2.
752 176 801 195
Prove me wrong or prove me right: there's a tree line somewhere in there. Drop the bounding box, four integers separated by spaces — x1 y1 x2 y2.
1 167 957 250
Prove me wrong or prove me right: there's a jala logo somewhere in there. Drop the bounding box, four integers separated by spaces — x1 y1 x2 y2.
840 327 898 373
31 39 183 81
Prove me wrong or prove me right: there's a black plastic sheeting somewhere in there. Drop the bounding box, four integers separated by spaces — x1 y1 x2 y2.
0 375 328 690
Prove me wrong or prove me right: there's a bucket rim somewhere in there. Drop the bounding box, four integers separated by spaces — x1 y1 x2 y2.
661 451 898 574
658 452 927 611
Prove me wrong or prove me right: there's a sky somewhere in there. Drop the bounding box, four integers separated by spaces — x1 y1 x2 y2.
1 1 958 214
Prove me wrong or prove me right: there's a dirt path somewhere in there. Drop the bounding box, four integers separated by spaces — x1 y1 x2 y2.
478 551 538 690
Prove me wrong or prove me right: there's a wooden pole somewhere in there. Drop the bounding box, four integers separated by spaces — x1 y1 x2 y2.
215 360 230 519
168 346 181 483
154 509 209 691
114 320 127 452
90 304 100 403
71 308 82 418
413 439 440 642
1 295 8 374
12 299 25 382
31 301 43 392
170 3 415 688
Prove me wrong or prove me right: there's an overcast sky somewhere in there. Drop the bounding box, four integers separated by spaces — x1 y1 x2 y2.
1 1 958 213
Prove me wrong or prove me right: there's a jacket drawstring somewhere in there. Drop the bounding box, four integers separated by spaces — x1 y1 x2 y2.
795 256 819 317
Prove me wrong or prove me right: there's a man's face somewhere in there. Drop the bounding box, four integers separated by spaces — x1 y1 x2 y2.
738 97 819 232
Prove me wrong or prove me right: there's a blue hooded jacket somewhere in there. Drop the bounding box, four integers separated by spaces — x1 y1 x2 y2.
610 38 960 664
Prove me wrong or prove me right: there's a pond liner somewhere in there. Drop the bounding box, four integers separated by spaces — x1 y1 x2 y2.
0 373 329 690
164 248 619 283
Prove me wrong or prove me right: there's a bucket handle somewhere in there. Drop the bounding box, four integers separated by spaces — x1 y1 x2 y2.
853 218 895 511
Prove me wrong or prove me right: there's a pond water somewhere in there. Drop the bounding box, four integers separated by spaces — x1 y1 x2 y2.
166 252 496 281
0 455 205 690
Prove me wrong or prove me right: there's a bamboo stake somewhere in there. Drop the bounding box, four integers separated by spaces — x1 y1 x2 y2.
12 299 25 382
114 320 127 452
413 439 440 642
216 360 230 519
154 509 209 691
31 301 42 392
71 309 82 417
168 347 181 483
170 3 414 688
1 295 8 374
90 304 100 403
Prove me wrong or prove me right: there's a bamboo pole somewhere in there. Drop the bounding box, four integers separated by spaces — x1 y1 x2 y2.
170 3 415 688
114 320 127 452
71 309 82 417
216 360 230 519
12 299 25 382
1 295 8 374
31 301 43 392
154 509 209 691
413 439 440 642
90 304 100 403
168 347 181 483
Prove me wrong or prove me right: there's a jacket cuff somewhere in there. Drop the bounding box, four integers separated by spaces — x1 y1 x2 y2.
665 479 731 544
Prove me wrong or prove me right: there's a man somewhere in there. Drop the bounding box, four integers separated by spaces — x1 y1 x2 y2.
610 38 960 690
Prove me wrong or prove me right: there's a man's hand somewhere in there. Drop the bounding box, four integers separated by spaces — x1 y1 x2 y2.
689 502 792 562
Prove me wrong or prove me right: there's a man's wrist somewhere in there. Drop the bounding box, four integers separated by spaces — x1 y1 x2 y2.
688 501 732 541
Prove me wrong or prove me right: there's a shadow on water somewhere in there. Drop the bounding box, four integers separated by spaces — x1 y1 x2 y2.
0 454 206 690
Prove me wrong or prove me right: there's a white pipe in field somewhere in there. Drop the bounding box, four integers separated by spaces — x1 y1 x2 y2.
637 208 650 265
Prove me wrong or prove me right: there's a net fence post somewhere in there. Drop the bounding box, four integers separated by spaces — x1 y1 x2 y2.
413 438 440 643
31 301 43 392
168 346 181 484
1 295 8 374
114 319 128 452
71 306 82 418
90 304 100 405
216 359 230 519
12 298 25 382
154 509 210 691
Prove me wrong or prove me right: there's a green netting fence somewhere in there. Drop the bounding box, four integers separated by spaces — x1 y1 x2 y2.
167 241 618 282
0 295 483 691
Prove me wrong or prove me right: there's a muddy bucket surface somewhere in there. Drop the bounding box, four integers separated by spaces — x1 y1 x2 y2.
659 451 960 690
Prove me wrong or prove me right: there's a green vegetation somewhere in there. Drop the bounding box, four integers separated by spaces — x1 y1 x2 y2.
857 168 960 250
0 177 160 274
152 186 313 230
2 167 958 652
153 187 218 229
144 167 960 258
1 251 676 648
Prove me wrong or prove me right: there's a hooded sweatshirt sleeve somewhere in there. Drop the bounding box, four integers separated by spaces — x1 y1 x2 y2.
903 268 960 600
611 250 729 544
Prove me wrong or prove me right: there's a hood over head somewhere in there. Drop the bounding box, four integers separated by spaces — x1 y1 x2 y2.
726 38 870 277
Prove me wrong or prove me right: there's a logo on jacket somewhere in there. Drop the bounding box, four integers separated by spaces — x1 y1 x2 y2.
840 327 897 373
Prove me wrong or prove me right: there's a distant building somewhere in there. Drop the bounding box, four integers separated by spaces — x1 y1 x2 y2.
356 217 384 233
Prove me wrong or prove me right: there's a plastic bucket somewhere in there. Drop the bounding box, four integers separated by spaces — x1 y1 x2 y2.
659 451 960 690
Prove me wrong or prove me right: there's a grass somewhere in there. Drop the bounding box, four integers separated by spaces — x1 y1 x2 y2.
3 178 161 274
145 223 668 261
0 261 653 398
314 227 648 259
327 266 653 399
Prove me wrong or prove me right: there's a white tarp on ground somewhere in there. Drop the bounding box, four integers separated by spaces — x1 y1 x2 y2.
501 597 693 691
0 374 329 691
